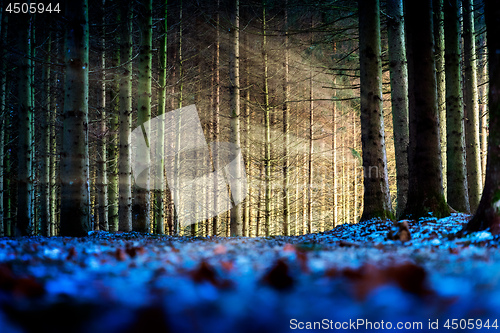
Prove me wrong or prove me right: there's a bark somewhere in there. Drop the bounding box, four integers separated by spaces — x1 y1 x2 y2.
403 0 449 219
133 0 152 233
358 0 393 221
212 0 220 236
307 18 314 233
282 0 290 236
107 1 120 232
465 0 500 233
17 15 34 236
444 0 470 212
229 0 243 236
263 0 271 236
60 0 91 236
0 10 7 236
119 1 133 231
463 0 482 212
40 32 51 236
97 0 108 231
386 0 409 218
156 0 167 234
433 0 447 199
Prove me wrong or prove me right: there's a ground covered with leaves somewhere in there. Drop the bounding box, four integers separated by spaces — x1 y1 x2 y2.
1 213 500 332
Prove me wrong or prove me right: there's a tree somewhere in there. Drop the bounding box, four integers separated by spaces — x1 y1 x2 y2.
60 0 91 236
282 0 290 236
40 30 52 236
444 0 469 213
386 0 409 218
358 0 393 221
16 14 34 236
119 1 133 232
229 0 243 236
133 0 153 233
263 0 271 236
463 0 482 211
403 0 449 219
464 0 500 233
433 0 447 199
96 0 108 231
156 0 168 234
0 8 7 236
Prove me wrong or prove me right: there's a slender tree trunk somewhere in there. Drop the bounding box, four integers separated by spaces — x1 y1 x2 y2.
40 32 51 236
358 0 393 221
403 0 449 219
307 18 314 233
444 0 470 213
263 0 271 237
212 0 220 236
463 0 481 212
0 10 7 236
119 1 133 231
433 0 447 200
107 1 120 232
480 42 488 186
465 0 500 233
134 0 152 233
386 0 409 218
229 0 242 236
16 15 34 236
156 0 167 234
97 0 108 231
282 0 290 236
60 0 91 236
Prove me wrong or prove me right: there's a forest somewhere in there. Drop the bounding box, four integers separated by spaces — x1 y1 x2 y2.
1 0 500 332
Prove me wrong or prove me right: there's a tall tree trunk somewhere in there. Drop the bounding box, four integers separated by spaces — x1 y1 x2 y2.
119 1 133 231
307 18 314 233
433 0 447 200
229 0 242 236
403 0 449 219
97 0 108 231
358 0 393 221
40 31 51 236
134 0 152 233
386 0 409 218
60 0 91 236
16 15 34 236
156 0 167 234
282 0 290 236
480 41 488 186
463 0 481 212
107 0 120 232
263 0 271 236
464 0 500 233
444 0 469 213
212 0 220 236
0 10 7 236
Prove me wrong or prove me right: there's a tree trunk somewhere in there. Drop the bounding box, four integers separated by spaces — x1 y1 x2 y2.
107 0 120 232
40 31 51 236
0 10 7 236
17 15 34 236
60 0 91 236
358 0 393 221
386 0 409 218
263 0 271 237
229 0 243 237
433 0 447 200
97 0 108 231
444 0 469 213
156 0 167 234
463 0 481 212
282 0 290 236
119 1 133 232
464 0 500 234
133 0 152 233
212 0 220 236
403 0 449 219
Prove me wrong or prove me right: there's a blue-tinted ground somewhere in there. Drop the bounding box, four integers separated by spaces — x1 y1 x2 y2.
0 213 499 332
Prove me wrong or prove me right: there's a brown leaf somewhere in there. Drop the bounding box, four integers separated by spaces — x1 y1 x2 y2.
262 259 294 290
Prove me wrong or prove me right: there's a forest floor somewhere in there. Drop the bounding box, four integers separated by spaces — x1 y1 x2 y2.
0 214 500 332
